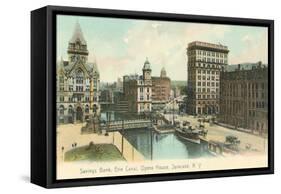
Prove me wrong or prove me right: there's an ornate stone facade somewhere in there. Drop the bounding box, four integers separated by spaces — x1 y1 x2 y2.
219 62 268 134
123 58 152 113
186 41 229 115
57 22 100 124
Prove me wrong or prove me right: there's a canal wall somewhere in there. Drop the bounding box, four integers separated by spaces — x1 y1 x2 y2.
112 132 145 162
57 124 145 163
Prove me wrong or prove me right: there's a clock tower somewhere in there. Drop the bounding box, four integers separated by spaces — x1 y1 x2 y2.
142 57 152 82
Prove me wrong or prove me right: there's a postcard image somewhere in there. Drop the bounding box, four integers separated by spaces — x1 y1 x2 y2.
56 15 268 180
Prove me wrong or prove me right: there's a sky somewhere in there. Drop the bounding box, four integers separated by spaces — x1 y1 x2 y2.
57 15 268 82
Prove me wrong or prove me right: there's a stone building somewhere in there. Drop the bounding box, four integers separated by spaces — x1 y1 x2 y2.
122 59 172 113
123 58 152 113
57 22 100 124
219 62 268 134
186 41 229 115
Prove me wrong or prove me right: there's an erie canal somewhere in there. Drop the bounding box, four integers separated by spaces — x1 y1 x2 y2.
100 111 211 160
121 128 211 160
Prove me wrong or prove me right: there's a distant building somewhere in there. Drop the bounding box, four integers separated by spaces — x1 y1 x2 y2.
116 77 123 92
123 58 152 113
100 80 125 112
151 67 171 110
174 86 181 98
57 22 100 124
186 41 229 115
219 62 268 134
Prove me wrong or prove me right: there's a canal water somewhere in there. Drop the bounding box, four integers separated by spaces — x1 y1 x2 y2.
101 111 211 160
121 128 211 160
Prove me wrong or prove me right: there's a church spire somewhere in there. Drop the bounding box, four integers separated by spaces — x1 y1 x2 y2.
69 21 87 45
67 21 89 62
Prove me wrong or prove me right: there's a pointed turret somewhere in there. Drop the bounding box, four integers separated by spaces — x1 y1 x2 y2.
67 21 89 63
69 21 87 45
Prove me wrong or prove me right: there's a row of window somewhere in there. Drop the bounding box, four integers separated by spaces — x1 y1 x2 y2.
224 82 266 91
223 90 265 99
58 76 98 85
140 87 150 93
197 69 220 75
59 96 98 102
59 104 93 115
197 94 219 100
197 88 219 93
189 50 227 58
68 43 87 51
222 100 267 110
59 85 99 92
197 75 219 81
189 61 225 68
197 82 219 87
189 57 227 64
197 101 218 105
139 94 150 101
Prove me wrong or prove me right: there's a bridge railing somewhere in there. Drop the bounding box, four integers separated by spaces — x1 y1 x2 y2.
100 119 152 130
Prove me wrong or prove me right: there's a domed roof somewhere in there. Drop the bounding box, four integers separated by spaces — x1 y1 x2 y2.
143 57 151 70
160 67 167 77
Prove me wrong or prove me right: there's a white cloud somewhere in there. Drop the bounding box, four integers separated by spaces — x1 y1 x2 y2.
230 30 268 64
82 21 266 82
95 22 230 82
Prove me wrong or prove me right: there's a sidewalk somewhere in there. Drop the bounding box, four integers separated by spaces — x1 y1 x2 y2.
215 122 267 138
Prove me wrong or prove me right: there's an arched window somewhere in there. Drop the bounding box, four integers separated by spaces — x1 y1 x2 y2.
68 105 73 114
85 104 89 113
75 40 80 49
75 69 84 92
76 69 84 84
93 104 98 113
59 105 64 115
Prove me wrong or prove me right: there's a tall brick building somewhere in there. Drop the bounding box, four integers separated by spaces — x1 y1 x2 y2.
151 67 171 110
219 62 268 134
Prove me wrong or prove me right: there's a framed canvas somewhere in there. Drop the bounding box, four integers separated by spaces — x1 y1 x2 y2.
31 5 274 188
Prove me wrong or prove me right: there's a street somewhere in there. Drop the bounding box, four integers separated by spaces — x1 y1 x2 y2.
164 113 268 155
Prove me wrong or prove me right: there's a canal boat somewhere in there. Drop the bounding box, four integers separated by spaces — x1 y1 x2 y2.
175 125 201 144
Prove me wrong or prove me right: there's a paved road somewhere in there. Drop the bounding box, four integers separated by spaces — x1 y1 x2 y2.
164 114 267 155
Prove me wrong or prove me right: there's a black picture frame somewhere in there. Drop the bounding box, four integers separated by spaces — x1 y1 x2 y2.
31 5 274 188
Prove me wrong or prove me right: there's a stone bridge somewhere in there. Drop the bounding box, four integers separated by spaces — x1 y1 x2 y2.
100 119 152 132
